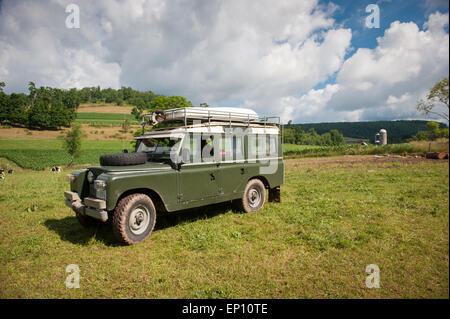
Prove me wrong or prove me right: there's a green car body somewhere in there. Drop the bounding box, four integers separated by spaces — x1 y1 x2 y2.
65 121 284 244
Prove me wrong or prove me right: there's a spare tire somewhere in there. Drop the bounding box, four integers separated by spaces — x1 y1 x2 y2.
100 152 147 166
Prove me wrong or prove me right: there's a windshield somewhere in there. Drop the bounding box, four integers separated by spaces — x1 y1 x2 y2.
136 137 182 156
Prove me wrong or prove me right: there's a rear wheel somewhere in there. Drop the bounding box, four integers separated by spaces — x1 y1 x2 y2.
112 194 156 245
235 179 266 213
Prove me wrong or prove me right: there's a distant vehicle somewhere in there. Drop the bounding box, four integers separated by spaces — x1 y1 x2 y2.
64 107 285 244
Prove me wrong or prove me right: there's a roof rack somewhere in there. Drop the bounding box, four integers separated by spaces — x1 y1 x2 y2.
141 107 280 133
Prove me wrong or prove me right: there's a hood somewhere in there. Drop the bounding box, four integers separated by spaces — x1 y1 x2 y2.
89 161 172 175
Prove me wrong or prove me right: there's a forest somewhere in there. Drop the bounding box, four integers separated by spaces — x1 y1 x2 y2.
287 120 448 143
0 82 193 129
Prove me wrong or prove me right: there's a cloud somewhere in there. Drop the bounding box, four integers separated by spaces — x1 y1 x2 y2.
287 11 449 123
0 1 448 124
0 1 350 106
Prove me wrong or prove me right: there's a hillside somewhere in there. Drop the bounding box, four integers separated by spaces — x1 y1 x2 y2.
290 120 448 143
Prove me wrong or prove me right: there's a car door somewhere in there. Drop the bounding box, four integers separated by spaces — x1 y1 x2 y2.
217 134 247 196
178 133 219 203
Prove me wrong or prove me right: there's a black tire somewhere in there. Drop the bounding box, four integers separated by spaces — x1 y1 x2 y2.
100 152 146 166
75 211 99 228
112 194 156 245
235 179 266 213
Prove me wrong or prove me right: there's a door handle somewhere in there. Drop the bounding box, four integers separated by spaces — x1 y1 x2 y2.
210 173 215 181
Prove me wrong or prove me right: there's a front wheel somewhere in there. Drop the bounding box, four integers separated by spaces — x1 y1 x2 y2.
112 194 156 245
235 179 266 213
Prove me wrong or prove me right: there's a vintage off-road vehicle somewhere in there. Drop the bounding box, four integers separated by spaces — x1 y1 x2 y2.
64 107 284 244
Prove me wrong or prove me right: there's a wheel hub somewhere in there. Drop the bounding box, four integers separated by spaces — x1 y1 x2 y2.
129 206 150 235
248 188 261 207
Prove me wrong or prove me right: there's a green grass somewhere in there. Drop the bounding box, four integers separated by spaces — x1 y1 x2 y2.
283 143 430 157
75 113 139 124
0 156 447 298
0 139 134 170
0 139 440 171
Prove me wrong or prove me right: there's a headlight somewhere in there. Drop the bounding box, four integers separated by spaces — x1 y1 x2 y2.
94 180 107 200
66 174 76 183
87 171 95 183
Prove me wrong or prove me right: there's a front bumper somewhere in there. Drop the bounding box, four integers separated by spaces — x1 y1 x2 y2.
64 191 108 222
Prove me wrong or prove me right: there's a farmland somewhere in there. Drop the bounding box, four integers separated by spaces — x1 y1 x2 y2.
0 139 134 170
0 155 448 298
0 105 448 298
75 112 139 125
0 138 447 170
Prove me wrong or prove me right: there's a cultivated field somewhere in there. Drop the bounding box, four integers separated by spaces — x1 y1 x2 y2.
0 155 448 298
77 103 134 114
0 139 134 170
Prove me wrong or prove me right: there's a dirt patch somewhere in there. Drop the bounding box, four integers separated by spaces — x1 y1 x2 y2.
285 155 445 167
77 104 134 114
0 124 140 140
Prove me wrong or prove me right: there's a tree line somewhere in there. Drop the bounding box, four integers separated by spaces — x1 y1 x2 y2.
0 82 194 129
283 125 345 146
410 121 449 141
287 120 448 144
0 82 76 129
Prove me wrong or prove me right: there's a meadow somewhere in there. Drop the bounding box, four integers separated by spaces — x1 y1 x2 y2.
2 138 447 171
0 139 134 170
75 112 139 125
0 156 448 298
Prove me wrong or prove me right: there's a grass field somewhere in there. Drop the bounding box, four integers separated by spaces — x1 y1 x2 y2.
75 113 139 125
0 139 134 170
1 138 447 170
283 142 448 157
0 156 448 298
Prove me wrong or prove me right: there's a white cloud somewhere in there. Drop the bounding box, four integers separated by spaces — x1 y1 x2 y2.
0 1 448 124
0 0 350 107
287 11 449 123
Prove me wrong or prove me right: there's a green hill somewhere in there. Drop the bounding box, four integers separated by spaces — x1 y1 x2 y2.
289 120 448 143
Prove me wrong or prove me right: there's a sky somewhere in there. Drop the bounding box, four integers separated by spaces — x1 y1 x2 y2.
0 0 448 124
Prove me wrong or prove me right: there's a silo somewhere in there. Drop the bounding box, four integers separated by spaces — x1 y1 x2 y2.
379 129 387 145
375 132 380 145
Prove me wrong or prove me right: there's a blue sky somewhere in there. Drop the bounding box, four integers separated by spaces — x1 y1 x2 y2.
0 0 448 123
312 0 449 90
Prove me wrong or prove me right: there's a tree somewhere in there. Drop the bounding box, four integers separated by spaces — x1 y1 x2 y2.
121 119 131 132
417 77 449 123
63 123 83 166
426 121 440 140
147 95 193 111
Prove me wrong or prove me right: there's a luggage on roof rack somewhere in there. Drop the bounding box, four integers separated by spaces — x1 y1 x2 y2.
141 107 280 134
144 107 259 125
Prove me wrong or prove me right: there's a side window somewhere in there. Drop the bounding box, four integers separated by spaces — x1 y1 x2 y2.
182 133 201 163
269 135 278 156
201 134 215 162
256 134 268 157
221 134 232 162
234 136 244 161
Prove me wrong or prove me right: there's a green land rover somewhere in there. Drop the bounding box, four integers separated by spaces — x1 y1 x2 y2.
64 107 284 244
